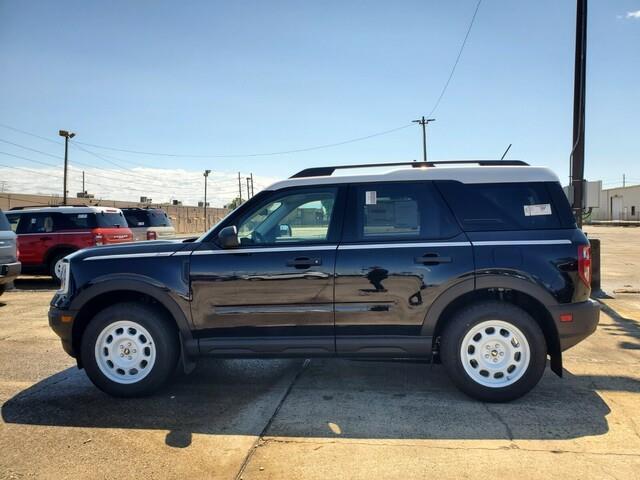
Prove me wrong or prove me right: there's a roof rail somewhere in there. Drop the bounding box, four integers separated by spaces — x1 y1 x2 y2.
9 204 89 210
290 160 529 178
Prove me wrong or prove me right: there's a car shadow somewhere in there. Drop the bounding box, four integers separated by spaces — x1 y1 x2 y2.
13 277 57 291
1 358 624 448
598 300 640 350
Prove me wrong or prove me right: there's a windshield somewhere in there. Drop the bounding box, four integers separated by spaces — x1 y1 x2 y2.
0 211 10 231
96 212 127 228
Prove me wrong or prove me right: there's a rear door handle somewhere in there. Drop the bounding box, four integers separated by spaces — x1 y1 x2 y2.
40 236 53 241
286 257 322 269
414 253 452 265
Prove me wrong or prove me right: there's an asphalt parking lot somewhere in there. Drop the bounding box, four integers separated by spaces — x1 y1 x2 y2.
1 226 639 479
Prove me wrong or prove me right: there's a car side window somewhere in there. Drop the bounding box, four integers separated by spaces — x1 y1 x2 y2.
236 188 337 245
5 214 20 233
347 182 460 242
19 213 55 234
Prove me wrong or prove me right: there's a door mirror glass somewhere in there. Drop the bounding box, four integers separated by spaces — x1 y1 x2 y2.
218 225 239 248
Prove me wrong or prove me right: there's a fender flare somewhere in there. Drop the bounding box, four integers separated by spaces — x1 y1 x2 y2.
422 273 562 375
70 275 194 342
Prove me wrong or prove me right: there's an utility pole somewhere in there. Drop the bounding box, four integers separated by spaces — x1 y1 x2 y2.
82 171 85 193
623 174 626 188
59 130 76 205
250 173 254 197
570 0 587 228
237 172 243 203
246 177 251 199
203 169 211 229
412 116 435 162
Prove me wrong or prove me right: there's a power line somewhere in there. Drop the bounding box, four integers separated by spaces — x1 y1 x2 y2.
0 4 483 161
426 0 483 118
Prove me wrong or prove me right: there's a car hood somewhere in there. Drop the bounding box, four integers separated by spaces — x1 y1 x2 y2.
67 239 189 262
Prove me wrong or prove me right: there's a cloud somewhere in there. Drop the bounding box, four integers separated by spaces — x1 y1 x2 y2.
627 10 640 18
0 166 277 207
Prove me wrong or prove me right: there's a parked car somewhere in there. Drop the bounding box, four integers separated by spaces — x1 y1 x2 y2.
48 161 599 401
0 209 21 296
6 206 133 280
121 207 175 241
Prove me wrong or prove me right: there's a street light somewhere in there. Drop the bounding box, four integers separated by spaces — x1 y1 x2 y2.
203 169 211 230
59 130 76 205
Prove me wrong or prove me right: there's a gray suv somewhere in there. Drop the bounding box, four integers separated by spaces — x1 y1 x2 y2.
0 209 21 296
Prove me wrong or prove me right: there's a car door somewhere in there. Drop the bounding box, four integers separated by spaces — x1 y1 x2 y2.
11 212 59 267
334 181 474 356
190 185 346 355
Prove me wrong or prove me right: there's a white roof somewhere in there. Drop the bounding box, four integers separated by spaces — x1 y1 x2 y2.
8 206 124 215
267 165 561 191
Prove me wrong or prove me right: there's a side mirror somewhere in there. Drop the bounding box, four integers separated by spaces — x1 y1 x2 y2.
278 224 292 237
218 225 239 248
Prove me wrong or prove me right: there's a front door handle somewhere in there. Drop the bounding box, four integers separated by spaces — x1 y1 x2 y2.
40 236 53 241
286 257 322 269
414 253 452 265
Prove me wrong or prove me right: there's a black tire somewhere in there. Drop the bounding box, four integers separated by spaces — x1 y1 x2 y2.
0 284 5 297
80 302 180 397
440 301 547 402
48 251 73 283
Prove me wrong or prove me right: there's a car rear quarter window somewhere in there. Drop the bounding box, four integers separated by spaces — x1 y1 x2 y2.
56 212 98 230
0 211 10 231
436 181 574 231
345 181 460 242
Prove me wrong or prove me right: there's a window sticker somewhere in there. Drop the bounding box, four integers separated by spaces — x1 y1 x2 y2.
524 204 552 216
78 214 88 219
365 191 377 205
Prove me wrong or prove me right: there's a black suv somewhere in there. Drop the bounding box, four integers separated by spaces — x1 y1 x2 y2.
49 161 599 402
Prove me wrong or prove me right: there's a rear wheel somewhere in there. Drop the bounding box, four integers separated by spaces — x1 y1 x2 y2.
81 302 179 397
441 301 547 402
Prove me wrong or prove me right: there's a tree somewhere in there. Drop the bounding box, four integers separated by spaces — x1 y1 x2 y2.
224 197 243 210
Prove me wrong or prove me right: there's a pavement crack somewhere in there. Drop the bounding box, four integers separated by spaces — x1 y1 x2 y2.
482 403 514 441
234 359 310 480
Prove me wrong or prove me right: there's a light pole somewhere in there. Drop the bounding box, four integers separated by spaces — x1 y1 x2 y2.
59 130 76 205
203 169 211 229
412 116 435 162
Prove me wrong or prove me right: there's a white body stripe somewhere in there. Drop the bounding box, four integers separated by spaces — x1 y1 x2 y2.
471 240 572 246
81 239 573 260
338 242 471 250
84 252 173 261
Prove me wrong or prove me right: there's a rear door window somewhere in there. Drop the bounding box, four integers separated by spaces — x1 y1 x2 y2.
18 213 56 234
345 181 460 242
436 181 571 231
57 212 97 230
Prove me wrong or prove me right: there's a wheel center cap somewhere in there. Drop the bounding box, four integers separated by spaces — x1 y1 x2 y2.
491 350 498 357
123 348 131 355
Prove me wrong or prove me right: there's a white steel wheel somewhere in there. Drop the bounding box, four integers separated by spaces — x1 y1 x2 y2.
94 320 157 384
460 320 531 388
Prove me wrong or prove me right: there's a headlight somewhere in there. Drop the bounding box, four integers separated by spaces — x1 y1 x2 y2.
57 261 70 295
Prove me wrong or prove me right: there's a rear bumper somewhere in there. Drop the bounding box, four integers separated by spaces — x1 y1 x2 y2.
0 261 21 285
549 299 600 351
48 306 77 357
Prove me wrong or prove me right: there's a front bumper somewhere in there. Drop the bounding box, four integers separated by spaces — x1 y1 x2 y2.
48 306 77 357
0 261 21 285
549 299 600 351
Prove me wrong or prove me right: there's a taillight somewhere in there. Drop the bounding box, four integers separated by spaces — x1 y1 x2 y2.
147 231 157 240
578 244 591 287
94 233 104 246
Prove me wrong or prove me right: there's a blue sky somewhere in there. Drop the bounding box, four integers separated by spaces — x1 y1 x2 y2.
1 0 639 203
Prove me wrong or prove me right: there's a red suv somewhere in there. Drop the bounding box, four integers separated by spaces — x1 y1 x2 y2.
6 206 133 279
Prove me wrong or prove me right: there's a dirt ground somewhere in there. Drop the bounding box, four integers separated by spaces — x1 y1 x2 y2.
1 227 639 479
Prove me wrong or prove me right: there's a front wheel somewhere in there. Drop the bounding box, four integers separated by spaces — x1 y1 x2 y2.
440 301 547 402
81 302 179 397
